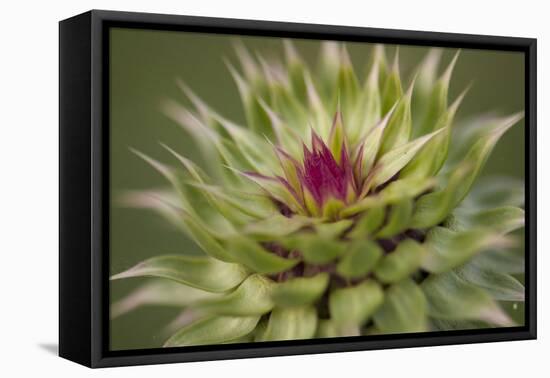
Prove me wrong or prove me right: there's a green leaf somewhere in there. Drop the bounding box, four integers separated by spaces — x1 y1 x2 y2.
283 40 308 104
129 150 238 261
260 306 317 341
195 274 275 315
271 273 329 307
375 199 413 238
111 279 219 318
415 51 458 137
315 219 354 239
347 205 385 238
160 144 227 208
456 263 524 302
411 49 442 128
430 318 488 331
343 177 434 218
421 270 513 326
161 98 224 179
410 163 473 230
227 62 272 136
164 315 260 347
317 41 340 106
348 56 381 142
321 197 346 220
336 240 383 278
110 255 249 293
357 106 394 175
378 81 413 156
328 111 346 164
316 319 343 338
401 90 466 179
447 206 525 235
337 46 360 121
281 234 346 264
463 176 525 210
329 281 384 326
422 227 507 274
370 127 445 188
412 113 523 229
373 279 428 333
243 214 313 240
381 50 403 114
374 239 426 284
225 236 299 274
179 210 238 262
468 248 524 274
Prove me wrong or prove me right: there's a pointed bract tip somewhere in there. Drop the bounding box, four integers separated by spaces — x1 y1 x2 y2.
283 39 300 63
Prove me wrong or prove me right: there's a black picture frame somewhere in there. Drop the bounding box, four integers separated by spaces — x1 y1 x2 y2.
59 9 537 368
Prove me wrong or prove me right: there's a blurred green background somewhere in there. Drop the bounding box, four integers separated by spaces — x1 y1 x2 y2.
109 27 525 350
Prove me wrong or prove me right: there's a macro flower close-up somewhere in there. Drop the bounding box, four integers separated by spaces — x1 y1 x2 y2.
109 36 525 348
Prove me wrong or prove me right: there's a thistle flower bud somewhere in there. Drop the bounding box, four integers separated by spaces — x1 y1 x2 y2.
112 41 525 346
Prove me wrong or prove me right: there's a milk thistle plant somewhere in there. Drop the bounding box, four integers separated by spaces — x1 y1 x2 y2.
111 41 525 347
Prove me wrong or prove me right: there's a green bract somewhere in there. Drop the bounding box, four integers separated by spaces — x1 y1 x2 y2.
112 41 525 346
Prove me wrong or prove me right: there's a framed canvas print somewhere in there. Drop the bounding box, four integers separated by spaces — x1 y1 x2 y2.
59 10 537 368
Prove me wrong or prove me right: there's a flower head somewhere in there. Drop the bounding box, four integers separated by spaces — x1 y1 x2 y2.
112 41 525 347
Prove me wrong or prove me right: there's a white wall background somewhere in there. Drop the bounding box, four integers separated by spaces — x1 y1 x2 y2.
0 0 546 376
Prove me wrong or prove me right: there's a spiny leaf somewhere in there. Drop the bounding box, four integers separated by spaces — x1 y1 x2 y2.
181 213 239 261
410 163 473 230
378 79 413 156
413 112 524 229
347 205 385 238
164 315 260 347
337 45 360 121
119 189 192 233
348 54 382 142
328 110 346 164
412 48 442 126
316 319 344 338
317 41 340 107
468 248 524 274
111 279 219 319
259 306 317 341
225 236 299 274
375 198 413 238
271 273 330 307
456 263 524 302
343 176 434 218
421 270 513 326
163 145 270 222
369 127 445 188
110 255 248 293
243 214 313 240
336 240 383 278
373 279 428 333
186 182 276 220
422 227 509 274
161 99 224 178
329 281 384 326
415 51 459 137
357 106 394 175
283 39 308 104
430 318 489 331
195 274 275 315
401 89 467 179
281 234 346 264
374 239 426 284
315 219 354 238
226 61 272 135
381 49 403 114
447 206 525 235
463 176 525 210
